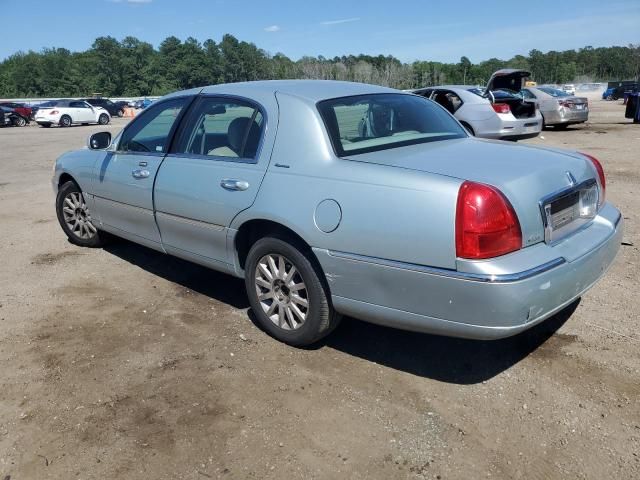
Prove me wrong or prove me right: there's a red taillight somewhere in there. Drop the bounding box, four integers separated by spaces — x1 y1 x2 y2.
455 181 522 259
581 152 606 205
558 100 572 108
491 103 510 114
49 110 59 115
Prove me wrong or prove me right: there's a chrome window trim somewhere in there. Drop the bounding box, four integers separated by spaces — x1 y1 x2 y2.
327 250 566 283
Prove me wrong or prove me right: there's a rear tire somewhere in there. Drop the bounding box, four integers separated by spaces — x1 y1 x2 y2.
56 181 107 248
554 123 569 130
245 236 341 346
40 123 51 128
98 113 110 125
59 115 72 127
12 116 27 127
117 109 124 117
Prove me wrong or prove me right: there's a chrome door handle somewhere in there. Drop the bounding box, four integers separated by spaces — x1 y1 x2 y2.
220 179 249 191
132 169 150 179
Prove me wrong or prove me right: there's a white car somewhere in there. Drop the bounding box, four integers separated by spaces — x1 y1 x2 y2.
411 69 543 141
562 84 576 95
35 100 111 128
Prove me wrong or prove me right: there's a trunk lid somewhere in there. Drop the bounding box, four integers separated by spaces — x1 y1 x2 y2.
345 138 597 248
486 69 531 94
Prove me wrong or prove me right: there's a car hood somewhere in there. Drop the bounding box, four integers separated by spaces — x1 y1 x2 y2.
344 137 597 247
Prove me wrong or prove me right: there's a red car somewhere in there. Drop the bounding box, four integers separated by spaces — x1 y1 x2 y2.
0 102 32 126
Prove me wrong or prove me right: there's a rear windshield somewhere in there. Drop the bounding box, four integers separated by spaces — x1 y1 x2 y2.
317 93 466 156
538 87 571 97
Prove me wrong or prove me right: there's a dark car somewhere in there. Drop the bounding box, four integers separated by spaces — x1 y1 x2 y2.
0 102 32 125
0 106 27 127
82 98 125 117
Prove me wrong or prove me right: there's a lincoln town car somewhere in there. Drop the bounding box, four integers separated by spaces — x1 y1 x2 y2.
52 81 622 346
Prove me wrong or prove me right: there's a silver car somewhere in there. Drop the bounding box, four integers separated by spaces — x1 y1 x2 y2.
53 80 622 346
411 69 543 140
522 86 589 129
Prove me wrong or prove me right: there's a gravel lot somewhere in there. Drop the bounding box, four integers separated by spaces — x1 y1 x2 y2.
0 98 638 480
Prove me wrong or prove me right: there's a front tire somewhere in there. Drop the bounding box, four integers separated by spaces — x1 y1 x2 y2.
56 181 106 247
59 115 72 127
39 123 51 128
245 237 341 346
98 113 110 125
12 116 27 127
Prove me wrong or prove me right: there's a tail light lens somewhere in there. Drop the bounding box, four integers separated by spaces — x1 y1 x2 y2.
49 110 59 115
491 103 510 114
456 181 522 259
558 100 572 108
581 152 606 205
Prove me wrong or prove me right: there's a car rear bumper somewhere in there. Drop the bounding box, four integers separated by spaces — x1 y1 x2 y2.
544 108 589 125
475 113 542 140
314 203 622 340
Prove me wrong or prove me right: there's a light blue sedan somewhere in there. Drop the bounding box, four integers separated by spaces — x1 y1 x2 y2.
53 81 622 346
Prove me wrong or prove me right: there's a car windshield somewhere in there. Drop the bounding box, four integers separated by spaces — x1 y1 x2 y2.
538 87 571 97
318 93 466 156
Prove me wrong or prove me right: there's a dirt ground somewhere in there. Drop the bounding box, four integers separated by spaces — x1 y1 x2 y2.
0 97 638 480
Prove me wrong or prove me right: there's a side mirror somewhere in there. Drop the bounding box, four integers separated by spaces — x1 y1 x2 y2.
88 131 112 150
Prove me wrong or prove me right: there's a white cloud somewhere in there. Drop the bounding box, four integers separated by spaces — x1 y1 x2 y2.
264 25 281 33
320 17 360 26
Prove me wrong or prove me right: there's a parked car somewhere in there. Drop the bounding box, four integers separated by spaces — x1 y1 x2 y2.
0 105 29 127
521 86 588 128
562 84 576 95
82 98 125 117
411 69 542 140
35 100 110 127
603 81 640 101
52 80 622 347
133 98 154 109
0 102 32 124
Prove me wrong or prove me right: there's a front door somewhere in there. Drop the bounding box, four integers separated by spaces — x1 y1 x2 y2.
92 96 191 248
154 95 270 266
69 101 94 123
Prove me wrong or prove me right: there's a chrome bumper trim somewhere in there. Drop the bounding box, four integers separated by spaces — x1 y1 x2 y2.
327 250 566 283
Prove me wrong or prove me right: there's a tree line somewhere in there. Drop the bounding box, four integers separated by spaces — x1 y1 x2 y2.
0 34 638 98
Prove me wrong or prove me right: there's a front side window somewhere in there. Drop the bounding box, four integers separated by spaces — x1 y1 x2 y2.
173 97 264 160
119 97 188 153
318 93 466 156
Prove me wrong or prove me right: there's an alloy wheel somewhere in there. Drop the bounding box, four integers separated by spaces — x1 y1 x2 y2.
254 254 309 330
62 191 97 240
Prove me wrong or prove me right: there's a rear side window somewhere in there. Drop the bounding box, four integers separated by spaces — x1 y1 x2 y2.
119 97 188 153
173 96 264 161
318 93 466 156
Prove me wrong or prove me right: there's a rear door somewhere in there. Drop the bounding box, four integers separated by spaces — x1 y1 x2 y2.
92 96 191 248
154 95 270 265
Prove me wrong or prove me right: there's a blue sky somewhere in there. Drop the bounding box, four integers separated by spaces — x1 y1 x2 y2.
1 0 638 62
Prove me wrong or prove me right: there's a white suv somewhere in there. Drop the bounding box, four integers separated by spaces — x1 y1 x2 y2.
35 100 110 128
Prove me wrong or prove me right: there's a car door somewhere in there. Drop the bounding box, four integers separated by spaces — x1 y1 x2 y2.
154 95 270 267
91 96 191 249
69 101 93 123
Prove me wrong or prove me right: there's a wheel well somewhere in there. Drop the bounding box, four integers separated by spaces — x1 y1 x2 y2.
460 121 474 135
235 220 312 270
58 173 78 188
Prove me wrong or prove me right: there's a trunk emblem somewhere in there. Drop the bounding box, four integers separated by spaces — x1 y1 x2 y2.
566 171 577 187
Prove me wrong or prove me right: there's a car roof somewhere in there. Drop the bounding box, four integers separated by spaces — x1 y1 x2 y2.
185 80 399 102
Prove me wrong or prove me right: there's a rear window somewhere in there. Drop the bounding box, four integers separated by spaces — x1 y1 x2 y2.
317 93 466 156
